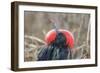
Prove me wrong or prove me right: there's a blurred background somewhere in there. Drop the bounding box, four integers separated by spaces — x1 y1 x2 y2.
24 11 90 61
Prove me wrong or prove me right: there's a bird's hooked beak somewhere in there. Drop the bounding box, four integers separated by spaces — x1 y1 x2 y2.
53 23 60 34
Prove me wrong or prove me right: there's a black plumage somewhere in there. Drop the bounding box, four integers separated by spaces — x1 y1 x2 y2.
37 32 72 61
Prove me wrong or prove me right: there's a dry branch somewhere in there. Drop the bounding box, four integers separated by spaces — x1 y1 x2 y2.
75 43 86 50
25 35 46 44
86 21 90 45
25 42 37 48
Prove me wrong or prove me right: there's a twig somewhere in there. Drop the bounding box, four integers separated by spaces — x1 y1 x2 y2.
42 30 46 35
74 43 86 50
76 15 84 45
25 42 37 48
25 35 46 44
86 20 90 45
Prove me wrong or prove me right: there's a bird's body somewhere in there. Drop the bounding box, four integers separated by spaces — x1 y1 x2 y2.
37 29 74 61
38 45 71 60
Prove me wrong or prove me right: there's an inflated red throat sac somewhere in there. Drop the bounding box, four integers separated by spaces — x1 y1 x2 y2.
45 29 74 49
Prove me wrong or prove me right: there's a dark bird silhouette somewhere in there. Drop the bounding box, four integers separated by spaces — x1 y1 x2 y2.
37 29 74 61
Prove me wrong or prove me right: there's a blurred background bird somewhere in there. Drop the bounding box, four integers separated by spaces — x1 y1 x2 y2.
37 22 74 61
